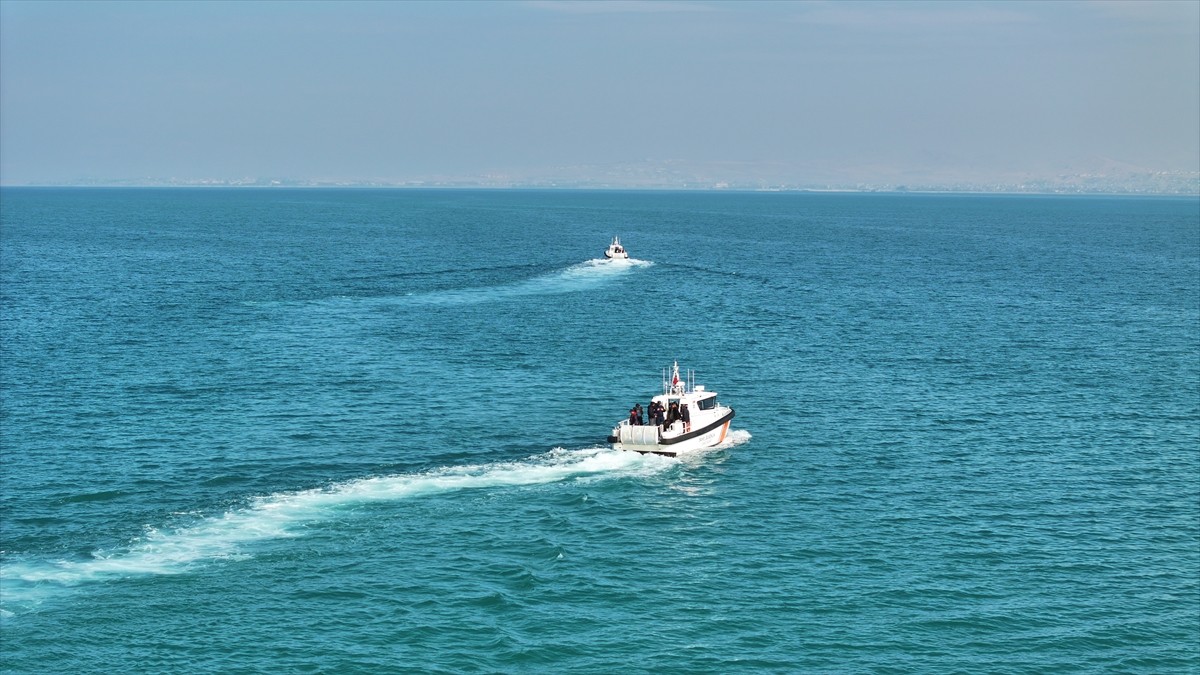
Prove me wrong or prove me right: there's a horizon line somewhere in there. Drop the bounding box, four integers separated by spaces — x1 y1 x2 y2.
2 183 1197 197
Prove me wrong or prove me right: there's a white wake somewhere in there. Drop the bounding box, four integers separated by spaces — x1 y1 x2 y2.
399 257 653 306
0 446 672 611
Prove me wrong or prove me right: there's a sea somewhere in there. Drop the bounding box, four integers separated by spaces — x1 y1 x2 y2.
0 188 1197 673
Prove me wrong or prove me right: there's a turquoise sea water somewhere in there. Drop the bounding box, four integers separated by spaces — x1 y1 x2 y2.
1 188 1197 672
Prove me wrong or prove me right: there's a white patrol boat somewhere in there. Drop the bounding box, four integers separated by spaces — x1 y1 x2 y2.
608 362 736 456
604 236 629 260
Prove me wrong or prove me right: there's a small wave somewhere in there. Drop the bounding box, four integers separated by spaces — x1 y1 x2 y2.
330 263 539 284
658 261 770 285
0 446 671 612
55 490 130 505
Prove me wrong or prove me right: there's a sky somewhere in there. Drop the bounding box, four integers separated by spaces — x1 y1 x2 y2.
1 0 1198 189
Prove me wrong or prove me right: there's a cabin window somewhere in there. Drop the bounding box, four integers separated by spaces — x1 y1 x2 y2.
698 396 717 411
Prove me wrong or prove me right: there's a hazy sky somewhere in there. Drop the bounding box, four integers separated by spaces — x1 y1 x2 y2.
1 0 1197 186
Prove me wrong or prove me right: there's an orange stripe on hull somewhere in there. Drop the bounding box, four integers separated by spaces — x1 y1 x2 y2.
717 421 730 444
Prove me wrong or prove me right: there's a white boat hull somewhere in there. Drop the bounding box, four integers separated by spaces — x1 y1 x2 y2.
609 410 735 457
604 236 628 259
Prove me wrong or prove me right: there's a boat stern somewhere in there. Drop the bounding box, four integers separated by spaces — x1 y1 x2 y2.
608 422 666 452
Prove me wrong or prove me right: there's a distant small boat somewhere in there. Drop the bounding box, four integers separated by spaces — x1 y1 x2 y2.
604 236 629 260
608 362 735 457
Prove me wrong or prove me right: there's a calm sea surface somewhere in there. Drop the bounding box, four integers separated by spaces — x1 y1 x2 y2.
1 188 1197 672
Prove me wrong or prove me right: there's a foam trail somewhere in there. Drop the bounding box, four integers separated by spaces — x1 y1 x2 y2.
246 258 652 311
392 258 653 307
0 447 671 612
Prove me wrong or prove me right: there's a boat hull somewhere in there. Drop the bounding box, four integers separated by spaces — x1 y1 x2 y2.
608 409 734 457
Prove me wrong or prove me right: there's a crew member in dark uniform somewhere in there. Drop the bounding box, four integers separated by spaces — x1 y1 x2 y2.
652 401 665 429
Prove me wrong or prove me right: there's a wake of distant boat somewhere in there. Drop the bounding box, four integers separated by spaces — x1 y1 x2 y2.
246 257 654 310
399 257 652 306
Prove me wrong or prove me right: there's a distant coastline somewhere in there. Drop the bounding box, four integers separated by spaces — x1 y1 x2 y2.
6 155 1197 196
3 179 1197 196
